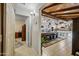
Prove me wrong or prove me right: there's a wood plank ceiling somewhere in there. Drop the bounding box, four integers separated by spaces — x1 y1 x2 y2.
42 3 79 20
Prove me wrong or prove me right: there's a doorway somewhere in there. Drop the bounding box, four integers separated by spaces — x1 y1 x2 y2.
14 14 37 56
40 3 73 56
14 14 28 55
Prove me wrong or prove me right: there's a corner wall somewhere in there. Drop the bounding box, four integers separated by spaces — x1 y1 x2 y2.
31 11 41 55
4 4 15 56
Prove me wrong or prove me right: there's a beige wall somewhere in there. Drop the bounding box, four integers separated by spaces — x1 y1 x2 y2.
15 19 25 32
4 4 41 56
14 4 41 55
31 11 41 55
5 4 15 56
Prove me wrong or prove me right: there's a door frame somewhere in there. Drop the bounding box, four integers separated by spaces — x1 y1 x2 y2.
39 4 47 56
0 3 6 56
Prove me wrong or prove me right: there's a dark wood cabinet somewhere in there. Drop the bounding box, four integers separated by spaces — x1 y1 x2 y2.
15 24 26 41
15 32 22 38
22 24 26 41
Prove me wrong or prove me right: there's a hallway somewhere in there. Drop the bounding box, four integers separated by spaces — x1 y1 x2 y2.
14 41 38 56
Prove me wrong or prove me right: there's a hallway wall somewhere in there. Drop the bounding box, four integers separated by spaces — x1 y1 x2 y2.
4 4 15 55
15 17 25 32
5 3 42 56
31 11 41 55
14 4 41 55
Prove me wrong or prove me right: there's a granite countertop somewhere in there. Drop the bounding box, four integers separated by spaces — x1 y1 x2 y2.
41 31 57 35
42 31 57 33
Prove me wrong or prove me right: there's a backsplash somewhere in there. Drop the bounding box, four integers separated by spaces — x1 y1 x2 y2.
41 16 72 33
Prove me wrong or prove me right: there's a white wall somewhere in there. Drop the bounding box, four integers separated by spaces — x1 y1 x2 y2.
5 4 15 56
15 15 26 32
13 4 31 17
5 3 41 56
31 11 41 55
25 17 29 46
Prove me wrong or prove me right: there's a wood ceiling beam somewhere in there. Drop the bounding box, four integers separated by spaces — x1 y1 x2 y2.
42 3 62 10
52 12 79 15
56 15 79 18
56 14 79 16
42 12 64 20
55 14 79 19
56 15 79 19
42 11 79 16
42 6 79 16
42 11 56 17
42 4 79 19
42 11 79 19
51 9 79 15
42 14 69 20
42 13 57 19
42 11 66 19
48 5 79 14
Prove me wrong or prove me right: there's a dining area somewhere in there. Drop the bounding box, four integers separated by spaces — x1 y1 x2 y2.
41 32 58 40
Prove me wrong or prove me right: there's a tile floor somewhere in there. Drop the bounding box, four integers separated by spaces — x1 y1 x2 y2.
14 41 38 56
42 37 72 56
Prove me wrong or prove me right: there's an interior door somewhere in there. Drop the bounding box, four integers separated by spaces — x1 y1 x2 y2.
22 24 26 41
